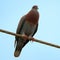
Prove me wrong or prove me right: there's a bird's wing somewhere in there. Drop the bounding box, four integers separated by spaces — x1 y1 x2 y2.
14 16 25 47
32 23 38 36
16 16 25 34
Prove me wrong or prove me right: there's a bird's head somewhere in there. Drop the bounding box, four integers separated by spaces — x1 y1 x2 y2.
32 5 38 10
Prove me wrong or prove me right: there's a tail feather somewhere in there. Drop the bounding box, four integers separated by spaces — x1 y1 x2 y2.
14 38 29 57
14 47 22 57
14 40 23 57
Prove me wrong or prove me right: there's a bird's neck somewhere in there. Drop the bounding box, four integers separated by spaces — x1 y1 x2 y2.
25 10 39 25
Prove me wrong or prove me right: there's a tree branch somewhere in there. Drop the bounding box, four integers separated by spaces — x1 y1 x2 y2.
0 29 60 48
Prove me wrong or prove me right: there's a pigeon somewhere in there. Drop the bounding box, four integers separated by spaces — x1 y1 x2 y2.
14 5 39 57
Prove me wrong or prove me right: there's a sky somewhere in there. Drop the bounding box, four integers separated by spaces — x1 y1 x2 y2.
0 0 60 60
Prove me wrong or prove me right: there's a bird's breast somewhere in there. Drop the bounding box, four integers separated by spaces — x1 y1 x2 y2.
25 10 39 25
21 21 36 36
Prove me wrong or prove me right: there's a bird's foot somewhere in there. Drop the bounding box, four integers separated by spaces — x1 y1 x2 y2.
28 36 35 42
22 34 28 40
22 35 35 42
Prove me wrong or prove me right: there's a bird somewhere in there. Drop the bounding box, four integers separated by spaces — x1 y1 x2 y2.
14 5 39 57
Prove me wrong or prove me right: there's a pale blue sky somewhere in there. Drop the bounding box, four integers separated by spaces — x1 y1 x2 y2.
0 0 60 60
